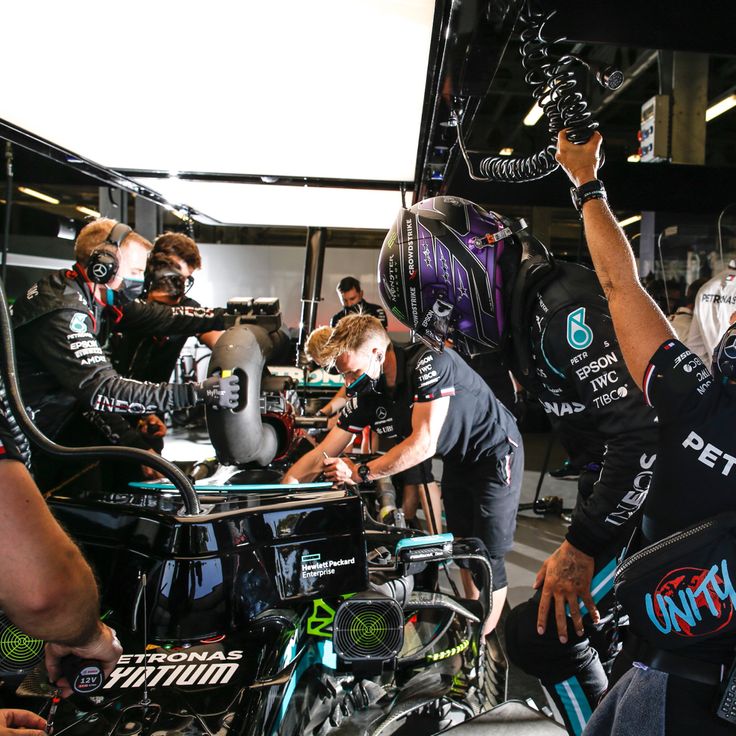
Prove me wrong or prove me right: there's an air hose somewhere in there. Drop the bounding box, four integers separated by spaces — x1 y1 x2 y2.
457 4 611 183
0 276 201 515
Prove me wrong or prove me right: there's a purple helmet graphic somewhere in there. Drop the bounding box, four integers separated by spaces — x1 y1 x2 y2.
377 196 526 352
712 322 736 382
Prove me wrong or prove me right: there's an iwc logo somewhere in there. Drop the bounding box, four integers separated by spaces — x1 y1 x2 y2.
566 307 593 350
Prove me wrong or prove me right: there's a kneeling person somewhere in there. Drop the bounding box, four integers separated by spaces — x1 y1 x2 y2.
282 314 522 633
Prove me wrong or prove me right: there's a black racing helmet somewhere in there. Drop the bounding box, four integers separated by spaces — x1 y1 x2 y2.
377 196 526 353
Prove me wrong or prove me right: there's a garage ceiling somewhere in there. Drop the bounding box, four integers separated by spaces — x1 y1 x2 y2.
1 0 436 228
1 0 736 245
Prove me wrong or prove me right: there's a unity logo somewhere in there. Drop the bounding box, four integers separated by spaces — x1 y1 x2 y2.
644 560 736 637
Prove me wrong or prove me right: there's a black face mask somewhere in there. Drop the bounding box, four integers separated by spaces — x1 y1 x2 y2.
346 372 379 398
345 354 386 398
119 277 145 303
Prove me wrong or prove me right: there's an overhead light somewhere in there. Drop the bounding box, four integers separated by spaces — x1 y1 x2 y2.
523 103 544 127
499 147 514 156
618 214 642 228
627 153 641 163
0 3 435 181
18 186 59 205
134 178 407 230
706 93 736 122
76 205 100 217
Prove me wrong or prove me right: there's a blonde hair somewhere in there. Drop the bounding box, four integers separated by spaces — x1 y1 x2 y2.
305 326 334 366
322 313 389 367
74 218 152 265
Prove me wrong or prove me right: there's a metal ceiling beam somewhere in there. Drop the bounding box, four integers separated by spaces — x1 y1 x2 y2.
0 119 220 223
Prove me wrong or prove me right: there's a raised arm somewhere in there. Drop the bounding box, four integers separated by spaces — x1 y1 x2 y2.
556 131 675 387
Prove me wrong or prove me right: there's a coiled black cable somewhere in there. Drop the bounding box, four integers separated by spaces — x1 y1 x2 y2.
457 5 600 183
0 275 201 515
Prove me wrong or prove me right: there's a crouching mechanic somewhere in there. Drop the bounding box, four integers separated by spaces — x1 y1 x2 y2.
11 218 238 489
281 313 523 633
0 385 121 719
377 194 658 733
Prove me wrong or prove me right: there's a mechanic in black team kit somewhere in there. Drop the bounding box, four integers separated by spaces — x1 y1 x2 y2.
281 313 522 634
11 218 238 489
377 195 658 734
330 276 388 328
555 131 736 735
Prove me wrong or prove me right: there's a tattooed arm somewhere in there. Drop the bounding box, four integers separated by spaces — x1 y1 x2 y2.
534 540 598 643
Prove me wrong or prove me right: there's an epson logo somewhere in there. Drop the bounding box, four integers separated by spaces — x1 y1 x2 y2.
575 352 619 380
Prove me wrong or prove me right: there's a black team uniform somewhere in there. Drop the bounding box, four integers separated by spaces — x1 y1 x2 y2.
330 299 388 328
504 258 659 735
586 338 736 735
337 343 522 591
11 266 226 489
111 295 205 384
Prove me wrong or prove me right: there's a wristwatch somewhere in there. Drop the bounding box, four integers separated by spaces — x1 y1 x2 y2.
357 463 371 483
570 179 607 214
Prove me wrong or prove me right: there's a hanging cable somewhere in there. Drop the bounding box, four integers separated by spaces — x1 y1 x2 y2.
456 4 613 183
2 142 13 284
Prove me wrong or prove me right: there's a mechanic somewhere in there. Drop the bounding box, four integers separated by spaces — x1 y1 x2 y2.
111 232 223 382
0 381 122 716
685 260 736 365
11 218 238 491
305 324 443 533
282 313 523 634
377 192 658 733
330 276 388 328
554 132 736 736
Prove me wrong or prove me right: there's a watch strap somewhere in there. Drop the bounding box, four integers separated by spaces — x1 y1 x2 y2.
570 179 606 214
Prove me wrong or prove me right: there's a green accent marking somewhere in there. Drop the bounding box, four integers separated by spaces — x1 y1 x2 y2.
391 307 406 320
426 638 470 663
0 623 43 665
307 599 337 638
348 611 388 648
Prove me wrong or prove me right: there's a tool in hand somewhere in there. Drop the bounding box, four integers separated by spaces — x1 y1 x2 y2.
44 688 61 735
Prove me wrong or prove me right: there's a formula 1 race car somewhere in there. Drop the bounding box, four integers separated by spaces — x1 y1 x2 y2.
23 479 503 736
0 306 505 735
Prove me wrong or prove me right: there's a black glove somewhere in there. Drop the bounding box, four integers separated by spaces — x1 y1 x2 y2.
195 375 240 408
